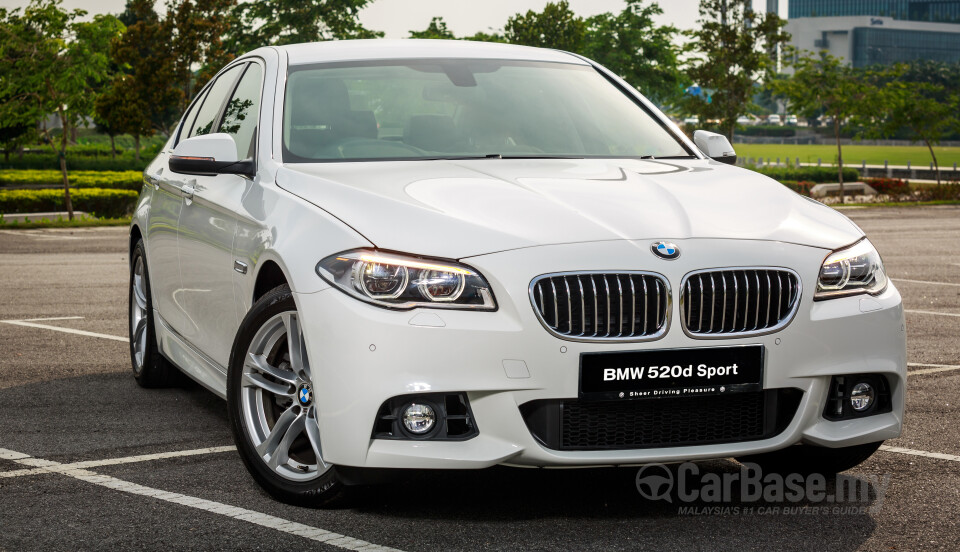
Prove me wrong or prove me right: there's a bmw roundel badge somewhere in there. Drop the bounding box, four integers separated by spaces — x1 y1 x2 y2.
651 241 680 260
298 385 312 405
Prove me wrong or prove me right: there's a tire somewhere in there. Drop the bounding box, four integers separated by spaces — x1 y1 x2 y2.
129 238 181 388
227 284 348 507
737 441 883 476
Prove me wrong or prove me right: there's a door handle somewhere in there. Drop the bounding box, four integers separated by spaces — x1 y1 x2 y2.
181 184 195 200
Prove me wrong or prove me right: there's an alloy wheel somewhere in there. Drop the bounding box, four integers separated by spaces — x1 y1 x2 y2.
240 312 329 481
130 256 149 374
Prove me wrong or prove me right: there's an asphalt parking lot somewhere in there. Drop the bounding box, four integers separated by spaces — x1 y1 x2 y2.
1 206 959 551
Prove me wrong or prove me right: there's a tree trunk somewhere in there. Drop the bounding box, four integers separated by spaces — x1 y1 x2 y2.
134 134 141 162
58 109 74 221
923 137 941 185
110 134 117 160
835 116 844 204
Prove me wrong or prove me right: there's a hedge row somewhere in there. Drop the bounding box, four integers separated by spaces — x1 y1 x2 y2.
780 178 960 201
918 183 960 201
0 156 150 172
862 177 912 198
0 188 138 218
0 170 142 190
781 181 814 196
753 165 860 183
21 145 141 158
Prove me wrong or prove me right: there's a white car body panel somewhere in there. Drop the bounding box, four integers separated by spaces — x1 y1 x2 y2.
130 39 906 468
278 157 864 260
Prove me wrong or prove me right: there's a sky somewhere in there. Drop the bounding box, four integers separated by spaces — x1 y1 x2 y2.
0 0 772 39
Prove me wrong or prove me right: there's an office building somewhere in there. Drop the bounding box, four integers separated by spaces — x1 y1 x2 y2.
784 0 960 67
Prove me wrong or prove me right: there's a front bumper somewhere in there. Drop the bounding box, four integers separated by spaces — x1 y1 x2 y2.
295 239 906 469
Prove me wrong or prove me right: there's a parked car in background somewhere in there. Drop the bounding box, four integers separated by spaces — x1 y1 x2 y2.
683 116 700 126
785 114 798 126
128 39 906 507
767 114 782 125
736 115 752 126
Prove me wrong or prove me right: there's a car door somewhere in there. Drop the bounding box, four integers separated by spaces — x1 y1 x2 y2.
176 61 263 368
145 86 210 335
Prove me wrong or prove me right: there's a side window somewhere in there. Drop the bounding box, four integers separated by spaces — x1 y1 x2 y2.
217 63 263 160
186 63 246 139
176 87 209 147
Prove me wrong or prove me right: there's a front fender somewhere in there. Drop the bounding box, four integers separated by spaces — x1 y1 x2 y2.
232 180 373 318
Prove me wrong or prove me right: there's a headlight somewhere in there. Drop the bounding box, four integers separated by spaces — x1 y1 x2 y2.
815 239 888 300
316 250 497 310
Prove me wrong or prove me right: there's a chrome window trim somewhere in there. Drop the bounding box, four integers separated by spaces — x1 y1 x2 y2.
528 270 671 343
679 266 802 340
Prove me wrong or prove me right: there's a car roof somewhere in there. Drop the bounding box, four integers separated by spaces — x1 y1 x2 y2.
278 39 588 67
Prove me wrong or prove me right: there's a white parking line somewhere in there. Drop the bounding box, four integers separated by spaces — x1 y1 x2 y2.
907 363 960 376
0 445 236 479
904 309 960 318
0 230 82 240
893 278 960 287
0 447 404 552
15 316 86 322
0 318 128 342
880 446 960 463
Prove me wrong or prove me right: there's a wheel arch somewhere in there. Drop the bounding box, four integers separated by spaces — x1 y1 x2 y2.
253 259 289 303
129 224 143 265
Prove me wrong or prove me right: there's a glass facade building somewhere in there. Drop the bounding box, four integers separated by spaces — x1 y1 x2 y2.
851 27 960 65
789 1 960 23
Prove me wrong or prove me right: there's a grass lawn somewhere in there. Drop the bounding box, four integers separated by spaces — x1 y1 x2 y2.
0 215 130 229
733 143 960 167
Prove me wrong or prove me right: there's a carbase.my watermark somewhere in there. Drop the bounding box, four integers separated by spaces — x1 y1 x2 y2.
635 462 890 515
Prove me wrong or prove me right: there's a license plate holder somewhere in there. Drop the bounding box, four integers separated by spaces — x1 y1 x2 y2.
579 345 764 401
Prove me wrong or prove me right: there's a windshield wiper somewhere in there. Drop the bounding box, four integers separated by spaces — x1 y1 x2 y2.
418 154 582 161
499 154 584 159
417 154 503 161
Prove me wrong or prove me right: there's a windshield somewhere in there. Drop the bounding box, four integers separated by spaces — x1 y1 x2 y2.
282 59 691 162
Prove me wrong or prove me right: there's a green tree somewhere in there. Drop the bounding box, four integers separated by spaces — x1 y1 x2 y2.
504 1 586 52
0 96 32 162
95 77 147 162
464 30 506 43
167 0 236 110
409 16 455 40
683 0 788 140
229 0 382 54
880 77 958 185
98 0 181 157
896 59 960 91
772 49 876 203
0 0 123 220
582 1 685 107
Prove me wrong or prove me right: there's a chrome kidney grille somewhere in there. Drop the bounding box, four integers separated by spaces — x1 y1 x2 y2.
680 268 801 337
530 272 669 341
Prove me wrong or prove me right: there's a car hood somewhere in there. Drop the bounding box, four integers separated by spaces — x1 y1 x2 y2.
277 158 863 259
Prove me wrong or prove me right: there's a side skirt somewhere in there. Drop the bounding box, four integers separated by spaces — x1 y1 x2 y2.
154 311 228 399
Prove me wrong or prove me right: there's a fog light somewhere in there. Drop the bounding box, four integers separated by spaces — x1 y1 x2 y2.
850 382 875 412
402 403 436 434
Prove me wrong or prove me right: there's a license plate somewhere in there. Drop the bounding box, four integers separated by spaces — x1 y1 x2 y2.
579 345 764 401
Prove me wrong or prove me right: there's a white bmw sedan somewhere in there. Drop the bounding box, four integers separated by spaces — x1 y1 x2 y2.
129 40 905 506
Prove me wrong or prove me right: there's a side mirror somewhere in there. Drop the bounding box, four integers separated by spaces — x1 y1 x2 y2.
693 130 737 165
169 133 254 177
